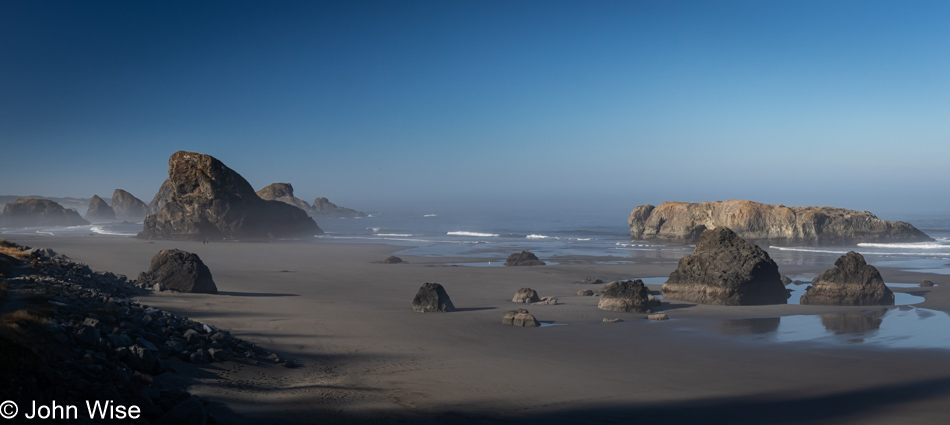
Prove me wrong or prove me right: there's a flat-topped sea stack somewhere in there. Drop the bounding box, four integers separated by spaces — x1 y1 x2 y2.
312 197 366 218
800 251 894 306
256 183 313 212
629 200 932 246
138 151 322 240
662 227 789 305
85 195 116 221
112 189 151 218
1 198 89 227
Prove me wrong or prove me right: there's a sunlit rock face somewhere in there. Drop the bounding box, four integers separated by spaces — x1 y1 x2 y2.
629 200 932 246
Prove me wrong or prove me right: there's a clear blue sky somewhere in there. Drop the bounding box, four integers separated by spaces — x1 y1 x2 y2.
2 0 948 216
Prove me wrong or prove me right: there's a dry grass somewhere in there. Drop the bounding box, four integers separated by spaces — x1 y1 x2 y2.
0 246 29 261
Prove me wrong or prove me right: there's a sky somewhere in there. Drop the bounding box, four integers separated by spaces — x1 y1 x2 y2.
1 0 948 217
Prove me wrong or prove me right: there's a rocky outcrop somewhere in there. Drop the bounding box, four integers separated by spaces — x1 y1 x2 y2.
512 288 541 303
137 249 218 294
921 280 935 288
112 189 151 218
1 198 89 227
504 251 545 266
85 195 116 221
256 183 312 212
138 151 322 240
311 197 367 218
502 308 540 327
597 279 660 313
661 227 789 305
412 282 455 313
800 251 894 306
148 179 174 214
629 200 932 246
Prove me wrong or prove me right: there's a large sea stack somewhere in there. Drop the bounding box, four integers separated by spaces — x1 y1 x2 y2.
629 200 932 246
1 198 89 227
148 179 174 214
112 189 151 218
137 151 322 240
800 251 894 306
661 227 789 305
256 183 312 211
85 195 116 221
311 197 366 218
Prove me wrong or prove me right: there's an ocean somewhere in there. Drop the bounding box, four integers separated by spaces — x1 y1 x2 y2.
3 210 949 276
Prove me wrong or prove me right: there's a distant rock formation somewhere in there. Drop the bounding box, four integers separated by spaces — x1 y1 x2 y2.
311 197 367 218
412 282 455 313
597 280 660 313
112 189 150 218
800 251 894 306
512 288 542 303
1 198 89 227
256 183 312 212
137 249 218 294
85 195 116 221
504 251 546 266
502 308 540 327
138 151 322 240
661 227 789 305
148 179 174 214
629 200 932 246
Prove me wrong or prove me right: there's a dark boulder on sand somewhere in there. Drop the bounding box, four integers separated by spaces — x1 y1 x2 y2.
512 288 541 303
112 189 150 218
580 277 603 285
502 308 540 327
1 198 89 227
312 197 367 218
256 183 313 212
598 279 660 313
661 227 789 305
800 251 894 306
137 249 218 294
85 195 116 221
629 200 933 246
412 282 455 313
504 251 545 266
921 279 936 288
138 151 322 240
382 256 404 264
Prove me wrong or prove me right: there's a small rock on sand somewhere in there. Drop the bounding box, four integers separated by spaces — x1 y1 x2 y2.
647 313 670 320
503 308 540 327
577 289 594 296
603 318 623 323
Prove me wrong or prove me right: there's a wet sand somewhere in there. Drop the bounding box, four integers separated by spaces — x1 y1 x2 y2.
10 235 950 424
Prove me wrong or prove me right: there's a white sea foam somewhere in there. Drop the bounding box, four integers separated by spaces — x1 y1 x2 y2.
570 238 592 241
770 246 950 257
90 226 138 237
857 242 949 249
376 233 413 237
526 234 558 240
447 231 499 237
423 214 437 217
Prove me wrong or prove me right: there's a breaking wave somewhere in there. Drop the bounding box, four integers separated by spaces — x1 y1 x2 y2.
447 231 499 237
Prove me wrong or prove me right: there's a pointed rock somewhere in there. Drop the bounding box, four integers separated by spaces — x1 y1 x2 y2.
800 251 894 306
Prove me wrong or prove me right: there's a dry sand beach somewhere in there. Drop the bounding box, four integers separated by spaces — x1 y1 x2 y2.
11 235 950 425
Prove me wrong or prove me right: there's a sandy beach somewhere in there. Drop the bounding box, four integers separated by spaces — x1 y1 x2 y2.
6 235 948 424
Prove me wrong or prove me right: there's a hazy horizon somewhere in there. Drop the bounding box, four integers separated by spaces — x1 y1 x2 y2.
2 1 948 217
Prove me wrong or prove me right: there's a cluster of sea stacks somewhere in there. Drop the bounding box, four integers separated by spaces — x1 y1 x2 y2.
0 151 368 241
629 200 932 246
658 227 896 307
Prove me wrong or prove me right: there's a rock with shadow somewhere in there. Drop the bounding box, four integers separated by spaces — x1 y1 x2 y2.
137 249 218 294
503 308 540 327
382 255 404 264
662 227 789 305
412 282 455 313
598 279 660 313
800 251 894 306
512 287 541 303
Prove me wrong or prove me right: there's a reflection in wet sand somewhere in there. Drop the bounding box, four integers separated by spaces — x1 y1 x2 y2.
720 317 780 335
820 309 887 335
